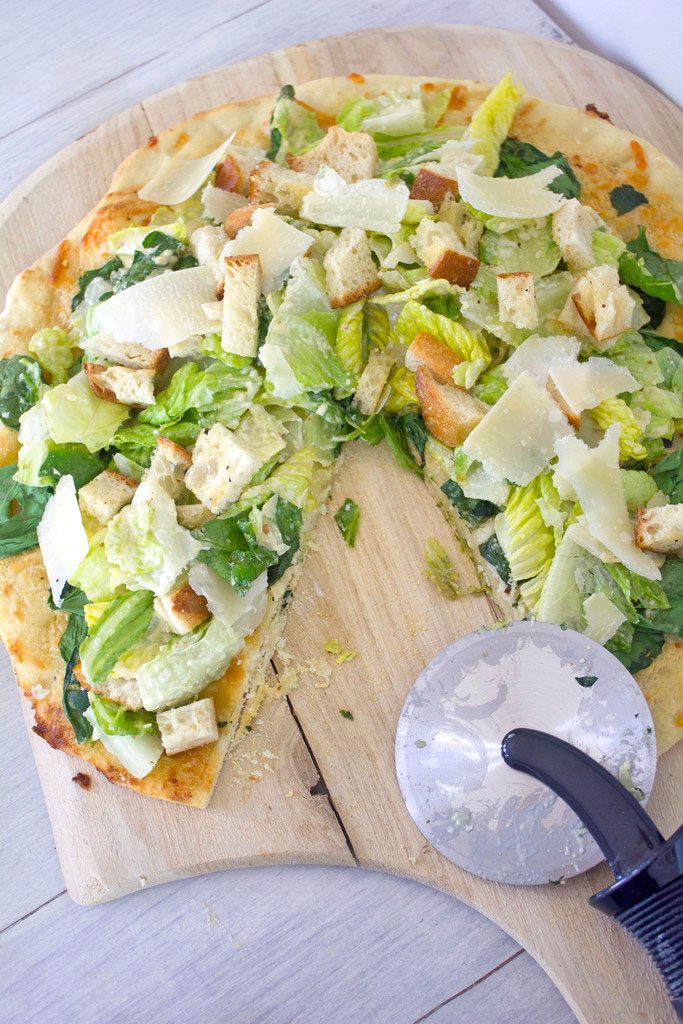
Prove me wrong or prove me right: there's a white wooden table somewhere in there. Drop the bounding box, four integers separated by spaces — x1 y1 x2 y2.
0 2 671 1021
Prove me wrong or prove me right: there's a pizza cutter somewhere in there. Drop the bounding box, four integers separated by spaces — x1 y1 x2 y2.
395 621 683 1018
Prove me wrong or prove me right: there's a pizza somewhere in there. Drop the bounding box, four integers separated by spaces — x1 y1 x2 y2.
0 73 681 806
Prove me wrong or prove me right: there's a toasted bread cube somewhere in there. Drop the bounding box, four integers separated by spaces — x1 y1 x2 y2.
352 349 395 416
413 219 480 287
635 504 683 554
215 155 242 192
143 436 192 501
409 168 459 207
552 198 601 273
154 583 210 635
287 125 377 182
84 363 155 407
546 377 581 429
87 676 144 711
436 195 483 256
497 272 538 330
323 227 381 308
176 504 215 530
84 336 169 374
415 366 486 447
78 470 138 524
558 265 635 349
223 203 265 240
405 331 462 382
222 254 262 357
249 160 313 214
157 696 219 756
186 423 261 514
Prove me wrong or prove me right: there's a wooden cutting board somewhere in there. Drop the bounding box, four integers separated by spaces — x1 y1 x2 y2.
1 24 682 1024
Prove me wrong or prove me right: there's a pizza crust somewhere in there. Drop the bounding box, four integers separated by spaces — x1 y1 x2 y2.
0 75 681 803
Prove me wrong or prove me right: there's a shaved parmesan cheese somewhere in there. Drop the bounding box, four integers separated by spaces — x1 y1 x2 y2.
457 165 567 219
138 133 235 205
259 343 301 399
548 356 640 414
92 267 218 349
201 183 248 224
553 426 660 579
84 708 163 779
502 334 580 385
222 208 312 294
565 520 618 563
301 166 409 235
463 371 574 485
188 564 268 637
583 592 627 645
460 463 511 505
37 475 89 607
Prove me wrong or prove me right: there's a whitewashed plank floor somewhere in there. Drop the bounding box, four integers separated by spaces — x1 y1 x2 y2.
0 2 581 1021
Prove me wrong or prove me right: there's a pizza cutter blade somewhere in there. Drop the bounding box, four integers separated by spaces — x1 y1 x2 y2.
394 621 657 885
395 621 683 1017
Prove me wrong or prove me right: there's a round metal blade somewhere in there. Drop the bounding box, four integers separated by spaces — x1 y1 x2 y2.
395 621 657 885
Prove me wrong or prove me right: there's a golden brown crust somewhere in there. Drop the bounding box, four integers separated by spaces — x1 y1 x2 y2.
0 74 681 804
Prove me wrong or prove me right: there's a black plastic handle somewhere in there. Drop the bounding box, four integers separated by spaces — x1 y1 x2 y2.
502 728 683 1020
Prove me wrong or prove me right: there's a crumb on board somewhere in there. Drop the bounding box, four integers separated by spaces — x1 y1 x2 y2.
72 772 91 790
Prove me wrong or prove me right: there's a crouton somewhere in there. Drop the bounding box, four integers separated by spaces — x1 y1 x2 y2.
84 363 156 407
497 272 538 330
222 254 262 357
287 125 377 182
224 203 261 240
558 265 635 349
176 504 215 530
552 198 602 273
634 504 683 554
413 219 480 287
409 168 459 207
405 331 462 382
86 676 144 711
323 227 381 308
154 583 210 635
144 436 192 501
415 366 486 447
437 195 483 256
249 160 313 214
157 696 219 756
186 423 261 514
78 470 138 524
84 336 169 374
352 350 395 416
215 155 242 192
546 377 581 429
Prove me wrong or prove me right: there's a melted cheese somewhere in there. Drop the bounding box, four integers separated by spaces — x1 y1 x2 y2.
463 371 574 485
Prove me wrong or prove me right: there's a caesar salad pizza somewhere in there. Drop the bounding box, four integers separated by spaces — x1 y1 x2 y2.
0 73 680 805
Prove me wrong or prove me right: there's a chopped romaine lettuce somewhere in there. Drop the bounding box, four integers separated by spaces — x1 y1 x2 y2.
28 328 75 385
390 300 490 363
80 589 154 687
335 301 365 382
592 229 626 269
620 470 658 511
84 706 162 778
15 404 51 487
479 220 560 277
266 84 325 162
591 397 647 461
69 532 125 602
136 617 243 712
465 74 524 175
494 476 556 587
139 360 261 432
607 332 665 387
334 498 360 547
89 693 158 736
650 449 682 503
43 372 129 453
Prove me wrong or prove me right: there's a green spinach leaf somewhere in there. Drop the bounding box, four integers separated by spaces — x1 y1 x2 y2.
193 514 278 595
40 443 105 490
0 355 42 429
651 449 683 503
495 138 580 199
58 602 91 744
619 228 683 305
268 499 303 583
441 479 499 528
0 465 51 558
71 256 123 311
610 184 648 216
478 534 512 584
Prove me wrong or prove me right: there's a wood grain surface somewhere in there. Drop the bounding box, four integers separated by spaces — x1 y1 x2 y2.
1 22 681 1024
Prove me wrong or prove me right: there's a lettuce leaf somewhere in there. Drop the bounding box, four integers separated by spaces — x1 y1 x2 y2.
334 498 360 547
0 355 42 430
495 476 556 585
618 228 683 305
89 693 158 736
479 220 560 277
620 469 658 511
335 300 365 382
390 300 490 363
591 397 647 460
592 229 626 269
40 443 105 490
43 372 129 453
466 74 524 176
495 137 580 199
139 361 261 431
651 449 682 503
440 479 499 528
0 464 51 558
69 532 125 602
192 512 278 596
80 589 154 687
607 331 665 387
266 84 325 161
